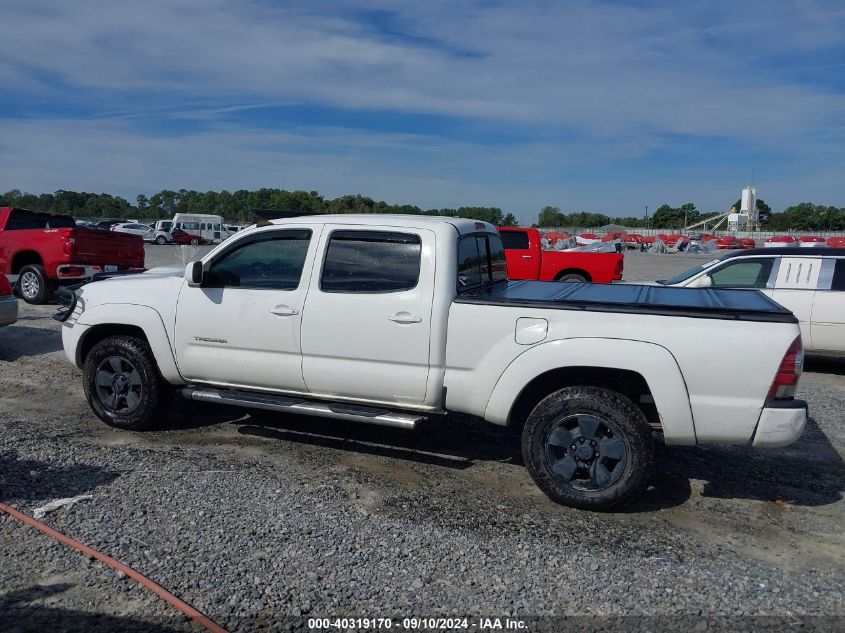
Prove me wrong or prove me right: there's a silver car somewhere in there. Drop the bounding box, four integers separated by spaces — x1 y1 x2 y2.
111 222 157 242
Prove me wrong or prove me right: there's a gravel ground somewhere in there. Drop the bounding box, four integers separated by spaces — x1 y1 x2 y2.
1 246 844 632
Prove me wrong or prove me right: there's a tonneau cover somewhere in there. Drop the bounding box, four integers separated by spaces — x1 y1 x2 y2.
456 280 797 323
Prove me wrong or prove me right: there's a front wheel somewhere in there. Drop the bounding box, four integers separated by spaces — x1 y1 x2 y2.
522 386 654 510
155 235 167 245
189 238 199 245
83 335 173 430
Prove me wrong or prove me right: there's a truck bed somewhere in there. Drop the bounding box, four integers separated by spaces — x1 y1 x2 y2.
73 227 145 268
455 280 797 323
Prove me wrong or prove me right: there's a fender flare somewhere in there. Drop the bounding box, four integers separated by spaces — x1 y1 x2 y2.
76 303 183 384
484 337 697 445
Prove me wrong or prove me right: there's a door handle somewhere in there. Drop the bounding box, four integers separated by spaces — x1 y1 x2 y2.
521 255 533 259
388 313 422 324
270 305 299 316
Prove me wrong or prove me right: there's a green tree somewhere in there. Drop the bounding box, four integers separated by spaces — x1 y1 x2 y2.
537 206 564 227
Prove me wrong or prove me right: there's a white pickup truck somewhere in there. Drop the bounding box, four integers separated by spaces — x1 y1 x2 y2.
60 215 807 509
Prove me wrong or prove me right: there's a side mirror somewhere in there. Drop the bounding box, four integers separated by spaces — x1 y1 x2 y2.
692 275 713 288
185 261 204 286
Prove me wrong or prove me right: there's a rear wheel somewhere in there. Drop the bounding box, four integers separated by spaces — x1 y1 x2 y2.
556 272 588 283
522 386 653 510
189 238 199 246
83 335 173 430
18 264 55 304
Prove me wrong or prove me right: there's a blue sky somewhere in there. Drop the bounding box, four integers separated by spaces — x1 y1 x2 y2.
1 0 844 225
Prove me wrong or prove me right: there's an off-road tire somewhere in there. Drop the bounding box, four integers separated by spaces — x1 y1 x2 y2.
556 272 588 283
18 264 56 305
83 335 174 431
522 386 654 510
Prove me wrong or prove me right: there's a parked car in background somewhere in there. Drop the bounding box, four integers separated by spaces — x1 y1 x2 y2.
798 236 827 248
622 233 645 249
223 224 247 240
0 273 18 326
658 234 689 247
93 219 129 230
112 222 157 242
716 236 742 249
739 238 757 249
60 215 806 510
765 235 798 247
657 248 845 356
169 228 210 245
498 227 623 283
0 207 145 304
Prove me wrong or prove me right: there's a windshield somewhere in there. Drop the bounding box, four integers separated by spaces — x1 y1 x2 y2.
661 258 722 285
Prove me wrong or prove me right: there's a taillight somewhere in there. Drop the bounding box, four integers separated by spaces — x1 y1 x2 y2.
615 258 624 274
61 229 75 255
768 337 804 400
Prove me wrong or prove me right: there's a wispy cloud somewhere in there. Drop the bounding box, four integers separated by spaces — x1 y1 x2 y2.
1 0 844 219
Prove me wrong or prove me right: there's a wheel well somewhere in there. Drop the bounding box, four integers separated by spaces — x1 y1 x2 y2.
507 366 659 431
11 251 43 273
78 324 149 366
554 268 591 282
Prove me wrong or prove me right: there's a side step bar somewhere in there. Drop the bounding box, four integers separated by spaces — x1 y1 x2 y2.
182 386 424 430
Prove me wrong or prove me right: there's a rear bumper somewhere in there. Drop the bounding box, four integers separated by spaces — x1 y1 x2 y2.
55 264 144 280
752 399 808 448
0 294 18 326
56 264 109 280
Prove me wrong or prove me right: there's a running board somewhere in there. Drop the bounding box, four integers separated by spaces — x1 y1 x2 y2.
182 386 424 429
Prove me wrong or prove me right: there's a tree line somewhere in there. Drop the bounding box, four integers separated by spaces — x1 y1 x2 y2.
0 188 517 228
2 188 844 231
536 200 845 232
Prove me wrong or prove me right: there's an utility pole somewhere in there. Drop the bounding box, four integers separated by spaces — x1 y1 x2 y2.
645 205 649 230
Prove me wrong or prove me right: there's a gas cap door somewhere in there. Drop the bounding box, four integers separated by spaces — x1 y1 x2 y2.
515 317 548 345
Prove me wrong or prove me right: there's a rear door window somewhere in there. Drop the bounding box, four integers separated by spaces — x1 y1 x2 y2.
321 230 421 293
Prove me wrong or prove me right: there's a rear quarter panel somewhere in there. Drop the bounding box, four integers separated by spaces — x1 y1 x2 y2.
445 302 799 444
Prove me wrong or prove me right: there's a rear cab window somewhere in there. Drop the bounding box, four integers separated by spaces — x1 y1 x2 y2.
499 230 530 250
4 209 76 230
457 233 508 291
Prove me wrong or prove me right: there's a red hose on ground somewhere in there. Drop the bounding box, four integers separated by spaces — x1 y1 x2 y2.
0 501 229 633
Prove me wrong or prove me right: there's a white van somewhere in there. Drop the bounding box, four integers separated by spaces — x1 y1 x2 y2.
171 214 225 244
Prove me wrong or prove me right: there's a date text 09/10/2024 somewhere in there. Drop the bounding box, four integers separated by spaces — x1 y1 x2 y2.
307 617 528 630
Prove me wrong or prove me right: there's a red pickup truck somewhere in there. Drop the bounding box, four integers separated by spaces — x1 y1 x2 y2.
0 207 145 304
498 227 623 283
